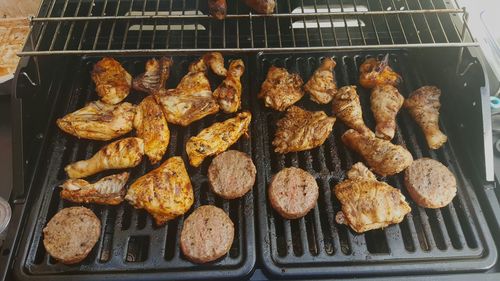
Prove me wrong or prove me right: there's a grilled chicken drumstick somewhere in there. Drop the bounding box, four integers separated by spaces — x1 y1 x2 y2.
213 59 245 113
304 57 337 104
91 57 132 104
133 57 172 94
209 0 227 20
371 84 404 140
331 85 372 136
244 0 276 14
60 172 129 205
359 55 401 89
259 66 304 111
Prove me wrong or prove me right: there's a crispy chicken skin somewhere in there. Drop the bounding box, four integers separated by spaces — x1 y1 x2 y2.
342 129 413 176
334 162 411 233
126 157 194 225
186 112 251 167
404 86 447 149
60 172 129 205
65 137 144 179
304 57 337 104
359 55 401 89
213 59 245 113
273 106 336 153
331 85 373 136
133 57 172 94
91 57 132 104
134 96 170 164
259 66 304 111
208 0 227 20
244 0 276 14
57 101 135 141
371 85 404 140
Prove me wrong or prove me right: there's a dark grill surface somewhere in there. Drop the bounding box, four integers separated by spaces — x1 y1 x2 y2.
252 51 497 278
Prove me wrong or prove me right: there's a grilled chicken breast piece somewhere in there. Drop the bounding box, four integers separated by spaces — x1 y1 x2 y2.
334 162 411 233
60 172 129 205
404 86 447 149
57 101 135 141
244 0 276 14
259 66 304 111
186 111 251 167
209 0 227 20
342 129 413 176
359 55 402 89
134 96 170 164
304 57 337 104
125 156 194 225
213 59 245 113
132 57 172 94
91 57 132 104
371 85 404 140
65 137 144 179
273 106 336 153
331 85 373 136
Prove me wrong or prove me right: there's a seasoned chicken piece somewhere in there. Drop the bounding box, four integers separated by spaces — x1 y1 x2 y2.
125 157 194 225
189 57 208 73
213 59 245 113
60 172 129 205
132 57 172 94
371 85 404 140
342 129 413 176
209 0 227 20
259 66 304 111
65 137 144 179
134 96 170 164
404 86 447 149
331 85 373 136
186 112 251 167
273 106 336 153
203 52 227 76
304 57 337 104
91 57 132 104
359 55 401 89
57 101 135 141
244 0 276 14
334 162 411 233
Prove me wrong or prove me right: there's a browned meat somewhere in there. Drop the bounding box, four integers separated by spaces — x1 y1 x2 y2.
91 57 132 104
213 59 245 113
304 57 337 104
244 0 276 14
208 0 227 20
132 57 172 94
370 84 404 140
259 66 304 111
331 85 373 136
203 52 228 76
60 172 129 205
359 55 401 89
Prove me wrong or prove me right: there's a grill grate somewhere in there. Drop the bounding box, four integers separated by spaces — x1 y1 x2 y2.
252 51 497 278
19 0 477 56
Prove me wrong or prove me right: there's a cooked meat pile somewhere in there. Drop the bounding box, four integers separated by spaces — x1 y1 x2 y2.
208 0 227 20
180 205 234 263
342 129 413 176
65 137 144 179
259 66 304 111
304 57 337 104
43 207 101 264
186 111 252 167
134 95 170 164
404 158 456 208
244 0 276 13
132 57 172 94
331 85 373 136
125 156 194 225
213 59 245 113
359 55 401 89
334 162 411 233
60 172 129 205
370 84 404 140
91 57 132 104
273 106 336 153
57 101 136 141
404 86 448 149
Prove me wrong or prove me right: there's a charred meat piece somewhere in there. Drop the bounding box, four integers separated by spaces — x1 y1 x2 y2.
273 106 335 154
60 172 129 205
132 57 173 94
213 59 245 113
371 84 404 140
57 101 135 141
331 85 373 136
91 57 132 104
208 0 227 20
244 0 276 14
334 162 411 233
359 55 401 89
304 57 337 104
259 66 304 111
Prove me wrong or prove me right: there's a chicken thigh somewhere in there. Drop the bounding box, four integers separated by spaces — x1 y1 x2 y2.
304 57 337 104
213 59 245 113
91 57 132 104
259 66 304 111
370 84 404 140
132 57 172 94
331 85 372 136
60 172 129 205
359 55 401 89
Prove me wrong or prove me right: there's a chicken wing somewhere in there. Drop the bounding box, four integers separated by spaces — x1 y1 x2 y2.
60 172 129 205
342 129 413 176
57 101 135 141
244 0 276 14
203 52 227 76
213 59 245 113
273 106 336 153
91 57 132 104
65 137 144 179
334 162 411 233
404 86 447 149
134 96 170 164
370 85 404 140
259 66 304 111
359 55 401 89
331 85 373 136
186 111 251 167
125 156 194 225
304 57 337 104
208 0 227 20
132 57 172 94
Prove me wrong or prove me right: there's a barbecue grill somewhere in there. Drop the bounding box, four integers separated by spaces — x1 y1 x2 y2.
1 0 499 280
